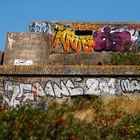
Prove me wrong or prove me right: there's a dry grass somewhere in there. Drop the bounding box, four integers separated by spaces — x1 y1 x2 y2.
0 95 140 139
72 95 140 123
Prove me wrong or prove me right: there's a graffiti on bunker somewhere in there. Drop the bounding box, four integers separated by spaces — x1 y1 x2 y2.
0 78 139 107
14 59 33 65
93 27 132 51
53 26 96 52
30 22 51 33
30 22 139 52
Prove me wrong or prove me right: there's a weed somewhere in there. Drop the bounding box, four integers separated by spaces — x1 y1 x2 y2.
0 97 139 139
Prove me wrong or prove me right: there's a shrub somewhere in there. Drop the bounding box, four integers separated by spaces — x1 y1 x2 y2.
0 96 139 139
110 51 140 65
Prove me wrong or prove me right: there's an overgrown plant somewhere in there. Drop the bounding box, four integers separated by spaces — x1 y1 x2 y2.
0 96 140 139
110 50 140 65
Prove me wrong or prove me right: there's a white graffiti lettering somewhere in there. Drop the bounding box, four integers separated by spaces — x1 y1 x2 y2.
86 79 100 95
14 59 33 65
0 78 139 107
86 78 116 96
120 79 140 93
66 79 84 96
45 79 83 98
30 22 51 33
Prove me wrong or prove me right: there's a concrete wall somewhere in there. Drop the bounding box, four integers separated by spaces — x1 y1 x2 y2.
0 65 139 107
0 21 139 108
49 52 112 65
29 21 140 65
3 32 50 65
2 21 140 66
29 21 140 53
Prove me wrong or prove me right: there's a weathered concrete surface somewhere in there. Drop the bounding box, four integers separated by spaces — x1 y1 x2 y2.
0 74 140 107
49 52 112 65
3 32 50 65
2 22 140 66
30 21 140 53
0 65 139 76
0 21 139 108
0 65 139 107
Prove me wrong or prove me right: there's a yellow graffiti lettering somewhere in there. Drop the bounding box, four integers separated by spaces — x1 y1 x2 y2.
53 27 96 52
68 33 81 52
53 30 69 51
81 36 94 52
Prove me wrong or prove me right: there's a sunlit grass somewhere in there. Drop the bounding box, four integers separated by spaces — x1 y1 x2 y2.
0 95 140 140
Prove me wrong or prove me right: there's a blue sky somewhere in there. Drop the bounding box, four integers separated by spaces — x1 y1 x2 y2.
0 0 140 51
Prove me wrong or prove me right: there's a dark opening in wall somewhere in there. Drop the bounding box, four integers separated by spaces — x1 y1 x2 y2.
97 62 102 65
1 52 4 65
75 30 93 36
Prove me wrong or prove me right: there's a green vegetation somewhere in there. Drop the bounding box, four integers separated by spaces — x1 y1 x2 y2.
110 51 140 65
0 96 140 140
103 48 140 65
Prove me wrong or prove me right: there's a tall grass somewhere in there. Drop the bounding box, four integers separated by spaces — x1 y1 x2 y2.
0 96 140 140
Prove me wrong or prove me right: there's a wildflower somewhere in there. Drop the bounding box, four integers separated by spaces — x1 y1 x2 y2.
69 135 76 140
55 117 64 126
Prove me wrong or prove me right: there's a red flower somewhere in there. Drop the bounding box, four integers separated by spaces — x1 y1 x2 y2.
55 117 64 126
69 135 76 140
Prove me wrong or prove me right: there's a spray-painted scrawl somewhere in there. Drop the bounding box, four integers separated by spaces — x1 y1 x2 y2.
0 78 139 107
120 79 140 93
93 27 133 51
30 22 51 33
53 26 96 52
30 21 140 52
14 59 33 65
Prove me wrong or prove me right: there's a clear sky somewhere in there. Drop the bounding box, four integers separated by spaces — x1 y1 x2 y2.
0 0 140 51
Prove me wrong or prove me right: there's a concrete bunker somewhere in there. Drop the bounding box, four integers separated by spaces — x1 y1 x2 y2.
0 21 139 107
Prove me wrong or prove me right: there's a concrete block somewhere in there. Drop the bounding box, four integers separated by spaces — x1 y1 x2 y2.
49 52 112 65
3 32 50 65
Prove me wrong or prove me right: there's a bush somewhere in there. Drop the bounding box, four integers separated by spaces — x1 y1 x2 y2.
0 96 140 140
110 51 140 65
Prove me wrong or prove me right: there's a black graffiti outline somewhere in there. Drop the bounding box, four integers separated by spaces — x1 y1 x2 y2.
3 80 20 107
65 78 84 96
44 78 84 98
32 81 47 98
34 79 71 99
30 22 50 33
2 80 35 107
85 78 118 96
120 79 140 93
45 80 57 98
